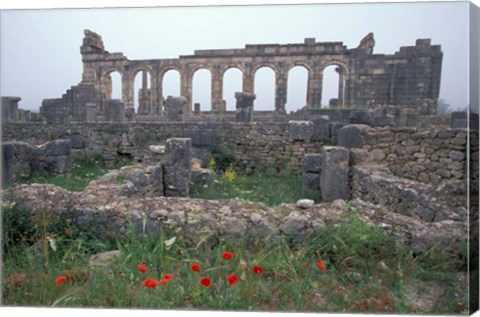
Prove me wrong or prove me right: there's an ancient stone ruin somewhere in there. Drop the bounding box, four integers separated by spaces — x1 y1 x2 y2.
35 30 442 123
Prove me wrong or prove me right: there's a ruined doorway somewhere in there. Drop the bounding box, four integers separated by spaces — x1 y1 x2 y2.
286 66 308 113
321 65 346 108
254 66 275 111
133 70 152 114
223 67 243 111
192 68 212 112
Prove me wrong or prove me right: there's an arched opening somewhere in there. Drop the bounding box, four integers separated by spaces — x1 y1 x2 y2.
133 70 152 114
107 71 122 100
321 65 345 108
222 67 243 111
286 66 308 113
192 68 212 112
162 69 181 99
254 67 275 111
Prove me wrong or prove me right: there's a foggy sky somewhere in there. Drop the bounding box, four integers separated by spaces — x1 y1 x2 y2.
0 1 473 113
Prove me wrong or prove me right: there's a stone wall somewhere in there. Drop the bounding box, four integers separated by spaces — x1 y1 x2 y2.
2 122 325 176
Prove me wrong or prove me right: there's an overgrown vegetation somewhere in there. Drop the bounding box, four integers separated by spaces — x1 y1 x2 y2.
17 156 132 192
1 201 468 313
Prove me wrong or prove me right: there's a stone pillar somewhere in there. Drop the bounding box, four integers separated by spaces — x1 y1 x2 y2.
164 138 191 197
194 103 201 114
320 146 350 202
165 96 188 122
122 70 133 111
157 73 164 115
138 71 150 114
2 143 14 188
242 66 254 94
235 92 255 123
1 97 21 122
307 73 323 109
275 71 287 115
180 71 193 113
336 67 345 107
104 100 126 122
302 153 322 193
211 67 223 112
85 103 98 123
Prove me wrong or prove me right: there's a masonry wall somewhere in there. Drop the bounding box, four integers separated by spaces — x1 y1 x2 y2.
2 123 324 176
361 127 468 184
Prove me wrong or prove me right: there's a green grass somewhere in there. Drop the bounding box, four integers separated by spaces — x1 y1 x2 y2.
190 174 321 207
17 157 132 192
1 202 468 313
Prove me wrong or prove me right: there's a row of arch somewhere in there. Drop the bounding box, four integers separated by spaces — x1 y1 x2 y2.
103 63 347 115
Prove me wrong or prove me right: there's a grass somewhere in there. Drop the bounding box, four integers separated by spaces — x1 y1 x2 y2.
1 200 468 313
17 156 132 192
190 173 321 207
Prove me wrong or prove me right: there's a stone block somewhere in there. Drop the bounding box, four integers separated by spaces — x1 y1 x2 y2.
372 115 395 127
104 100 126 123
302 172 320 192
320 146 350 202
330 122 347 145
452 119 467 129
235 92 256 123
349 148 373 165
85 103 98 123
45 155 71 174
337 124 369 149
2 143 14 188
1 96 20 122
165 96 188 122
302 154 322 173
70 135 87 149
191 168 214 188
44 139 72 156
349 110 372 125
289 120 314 142
311 115 331 141
163 138 191 197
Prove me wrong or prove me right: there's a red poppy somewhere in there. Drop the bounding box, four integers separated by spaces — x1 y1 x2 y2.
222 251 233 260
138 263 148 273
158 278 169 285
190 263 201 272
143 278 159 288
55 275 67 286
163 273 174 281
227 274 240 286
252 265 264 275
200 277 211 287
317 260 326 271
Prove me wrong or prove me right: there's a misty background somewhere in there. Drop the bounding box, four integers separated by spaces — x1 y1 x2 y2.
0 2 471 114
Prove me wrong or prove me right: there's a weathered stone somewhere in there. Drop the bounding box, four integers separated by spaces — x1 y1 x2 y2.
89 250 121 267
330 122 347 145
302 172 321 192
2 143 14 188
104 100 126 123
302 153 322 173
349 110 372 125
45 155 71 174
311 115 331 141
164 138 191 197
296 199 314 209
235 92 255 123
191 168 214 188
289 121 314 142
372 115 395 127
337 124 369 149
280 211 309 236
449 150 465 161
43 139 72 157
349 148 373 165
1 96 21 122
320 146 350 202
165 96 188 122
371 149 386 161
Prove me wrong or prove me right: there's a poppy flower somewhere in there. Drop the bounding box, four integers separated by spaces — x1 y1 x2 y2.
252 265 264 275
227 274 240 286
138 263 148 273
222 251 233 260
143 278 159 288
317 260 326 271
190 263 201 272
158 278 170 285
200 277 211 287
55 275 67 286
163 273 174 281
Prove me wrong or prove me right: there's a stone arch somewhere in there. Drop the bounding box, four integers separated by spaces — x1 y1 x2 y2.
286 65 309 113
253 65 277 111
321 62 348 107
131 67 155 114
192 68 212 111
102 68 123 100
222 66 243 111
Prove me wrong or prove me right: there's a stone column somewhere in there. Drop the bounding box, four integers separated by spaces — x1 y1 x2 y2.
307 72 323 109
180 70 193 113
122 70 134 111
320 146 350 202
275 68 287 115
211 67 223 113
157 71 164 115
242 64 254 94
336 67 345 107
235 92 256 123
164 138 192 197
